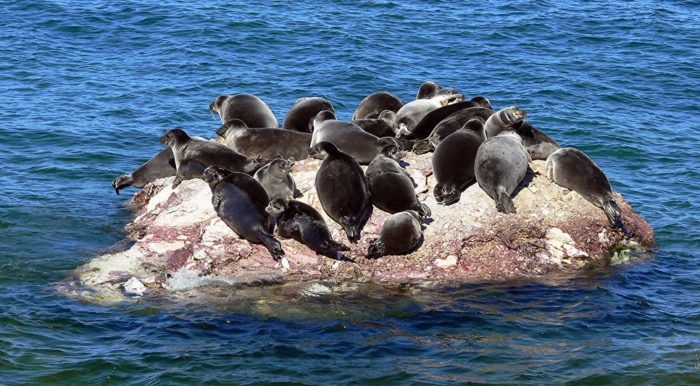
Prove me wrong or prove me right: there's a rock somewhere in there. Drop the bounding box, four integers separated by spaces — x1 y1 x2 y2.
59 152 655 304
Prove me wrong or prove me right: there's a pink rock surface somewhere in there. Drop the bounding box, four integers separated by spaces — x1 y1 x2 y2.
61 152 655 303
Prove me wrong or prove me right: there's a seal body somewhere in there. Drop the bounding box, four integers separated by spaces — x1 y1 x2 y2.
474 132 530 213
431 122 485 205
311 111 404 165
512 121 560 160
408 98 492 142
366 210 424 259
216 119 312 160
112 147 175 194
253 157 301 200
351 110 396 138
412 107 495 154
265 198 349 259
209 94 278 128
282 97 334 133
202 166 284 261
309 141 373 243
395 93 464 137
158 128 264 188
483 106 528 138
416 81 442 99
546 147 621 226
352 92 403 120
366 148 431 216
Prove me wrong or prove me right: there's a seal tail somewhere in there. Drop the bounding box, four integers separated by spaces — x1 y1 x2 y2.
495 187 516 214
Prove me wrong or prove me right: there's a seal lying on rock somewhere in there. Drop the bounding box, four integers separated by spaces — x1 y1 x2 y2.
253 157 301 200
216 119 312 161
351 110 397 138
366 146 431 216
209 94 278 128
282 96 334 133
546 147 622 226
366 210 425 259
475 131 531 213
112 147 176 195
309 141 373 243
202 165 284 261
159 128 265 188
352 91 403 120
266 198 350 260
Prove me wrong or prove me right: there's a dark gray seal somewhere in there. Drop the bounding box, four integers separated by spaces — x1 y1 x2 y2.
431 120 485 205
408 97 492 142
412 107 494 154
483 106 527 138
474 132 530 213
216 119 312 160
209 94 278 128
546 147 622 226
512 120 561 160
366 146 431 216
366 210 424 259
202 165 284 261
112 147 175 194
351 110 396 138
416 81 442 99
309 141 373 243
282 96 334 133
253 157 301 200
311 110 404 165
158 128 264 188
352 92 403 120
265 198 350 260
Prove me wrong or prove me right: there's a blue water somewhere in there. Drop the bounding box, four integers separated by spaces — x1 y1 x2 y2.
1 0 698 383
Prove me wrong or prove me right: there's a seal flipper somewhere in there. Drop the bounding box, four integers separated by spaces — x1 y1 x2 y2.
603 198 622 228
495 187 516 214
258 231 285 261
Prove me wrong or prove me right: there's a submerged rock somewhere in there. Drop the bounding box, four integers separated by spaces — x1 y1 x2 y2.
59 152 655 304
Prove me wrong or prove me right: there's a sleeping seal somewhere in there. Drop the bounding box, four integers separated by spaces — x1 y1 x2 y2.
546 147 622 226
202 165 284 261
266 198 350 260
209 94 278 128
395 92 464 137
474 131 531 213
366 210 424 259
311 110 404 165
282 96 334 133
309 141 373 243
351 110 397 138
352 91 403 120
216 119 312 160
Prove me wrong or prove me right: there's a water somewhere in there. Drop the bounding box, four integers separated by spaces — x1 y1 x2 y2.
1 0 698 383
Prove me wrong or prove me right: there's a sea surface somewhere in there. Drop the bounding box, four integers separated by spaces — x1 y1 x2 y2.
1 0 698 384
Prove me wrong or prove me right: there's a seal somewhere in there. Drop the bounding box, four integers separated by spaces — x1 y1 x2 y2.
216 119 312 160
512 120 561 160
282 96 334 133
483 106 527 138
394 92 465 138
546 147 622 226
158 128 265 188
431 120 485 205
351 110 396 138
412 107 494 154
416 81 442 99
202 165 284 261
253 157 301 200
112 147 176 194
474 131 531 213
209 94 278 128
408 97 492 142
352 91 403 120
366 146 431 216
366 210 424 259
265 197 350 260
309 141 373 243
311 110 404 165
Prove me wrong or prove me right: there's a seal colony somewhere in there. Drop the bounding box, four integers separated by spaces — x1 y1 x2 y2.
80 83 656 302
